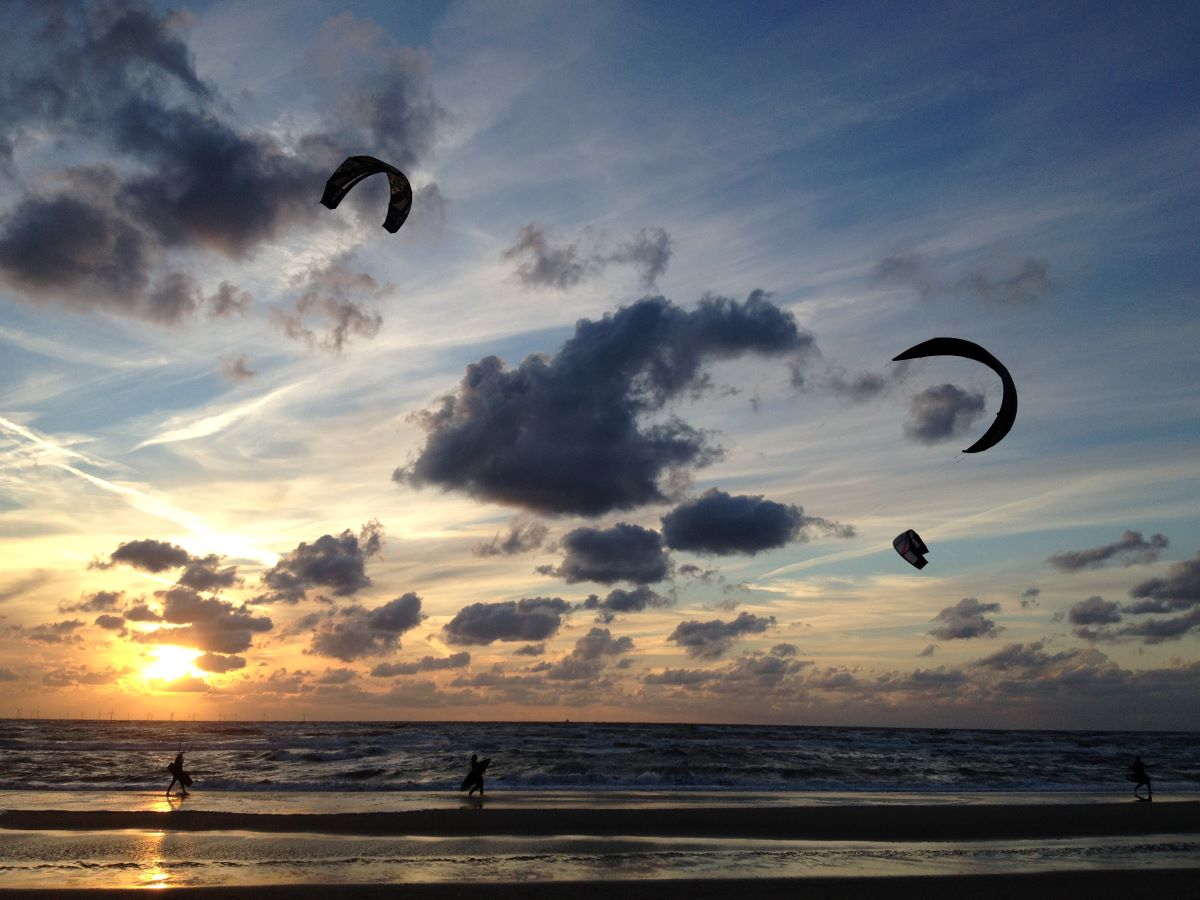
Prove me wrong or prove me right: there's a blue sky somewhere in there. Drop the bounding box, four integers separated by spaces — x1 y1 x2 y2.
0 0 1197 727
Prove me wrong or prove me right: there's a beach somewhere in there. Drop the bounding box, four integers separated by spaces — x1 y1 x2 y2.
1 792 1198 895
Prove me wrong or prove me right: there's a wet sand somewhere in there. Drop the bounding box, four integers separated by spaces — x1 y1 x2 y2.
3 800 1198 840
1 870 1199 900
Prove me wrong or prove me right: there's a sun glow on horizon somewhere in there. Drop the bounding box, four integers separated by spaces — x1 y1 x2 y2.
141 646 205 684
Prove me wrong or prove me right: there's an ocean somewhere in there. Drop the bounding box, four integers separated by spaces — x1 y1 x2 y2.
1 719 1196 795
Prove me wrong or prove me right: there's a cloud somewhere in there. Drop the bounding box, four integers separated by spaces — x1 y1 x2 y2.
124 602 161 622
316 667 358 685
660 488 854 556
148 586 273 653
398 292 815 516
272 256 389 352
929 598 1001 640
59 589 124 613
1020 587 1041 608
538 523 669 585
194 652 246 673
307 593 425 662
177 555 240 592
1068 596 1122 625
256 522 382 604
580 586 672 623
371 651 471 677
571 627 634 660
823 361 911 404
474 518 549 557
443 597 571 645
97 538 190 573
1127 550 1200 612
206 282 251 318
220 354 255 382
874 251 1056 307
0 2 442 325
918 644 938 657
0 571 50 603
0 668 17 682
667 611 775 659
94 614 126 630
903 384 985 444
1047 530 1170 572
17 619 85 644
502 224 672 290
513 643 545 657
536 627 635 682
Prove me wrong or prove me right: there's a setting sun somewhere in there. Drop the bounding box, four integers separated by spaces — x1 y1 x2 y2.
141 646 204 684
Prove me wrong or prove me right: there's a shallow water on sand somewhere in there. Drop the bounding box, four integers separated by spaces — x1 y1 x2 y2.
1 828 1198 890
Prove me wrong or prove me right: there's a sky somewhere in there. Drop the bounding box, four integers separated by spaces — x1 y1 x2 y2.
0 0 1197 729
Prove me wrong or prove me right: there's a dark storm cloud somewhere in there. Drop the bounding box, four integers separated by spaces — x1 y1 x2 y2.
667 611 775 659
903 384 985 444
1047 531 1170 572
1068 596 1122 625
97 538 190 573
874 251 1056 307
474 518 549 557
660 488 854 556
0 1 442 325
272 257 389 352
539 524 669 585
398 292 815 516
220 354 256 381
307 593 425 662
580 586 672 623
194 652 246 673
443 597 571 645
502 224 673 291
256 522 383 604
59 589 123 613
148 586 273 654
371 651 471 677
928 598 1001 640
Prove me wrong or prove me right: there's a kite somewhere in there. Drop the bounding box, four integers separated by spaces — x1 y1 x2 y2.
320 156 413 234
893 337 1017 453
893 529 929 569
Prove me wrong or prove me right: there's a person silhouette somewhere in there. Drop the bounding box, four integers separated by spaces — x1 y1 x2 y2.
1129 756 1152 802
166 751 192 797
460 753 490 797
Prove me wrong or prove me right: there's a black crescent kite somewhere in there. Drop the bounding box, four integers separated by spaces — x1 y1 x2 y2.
320 156 413 234
893 337 1017 453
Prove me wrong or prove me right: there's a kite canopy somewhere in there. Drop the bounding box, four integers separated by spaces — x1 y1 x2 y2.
892 337 1018 453
320 155 413 233
893 529 929 569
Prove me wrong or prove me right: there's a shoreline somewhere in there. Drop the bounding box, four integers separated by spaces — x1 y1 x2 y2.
2 871 1200 900
4 801 1198 840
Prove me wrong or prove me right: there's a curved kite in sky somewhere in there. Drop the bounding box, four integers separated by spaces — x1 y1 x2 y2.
893 337 1018 453
320 156 413 234
893 529 929 569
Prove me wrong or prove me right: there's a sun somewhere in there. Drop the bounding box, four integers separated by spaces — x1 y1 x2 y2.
141 646 204 683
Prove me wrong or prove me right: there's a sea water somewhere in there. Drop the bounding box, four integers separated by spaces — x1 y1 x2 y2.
1 719 1196 794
